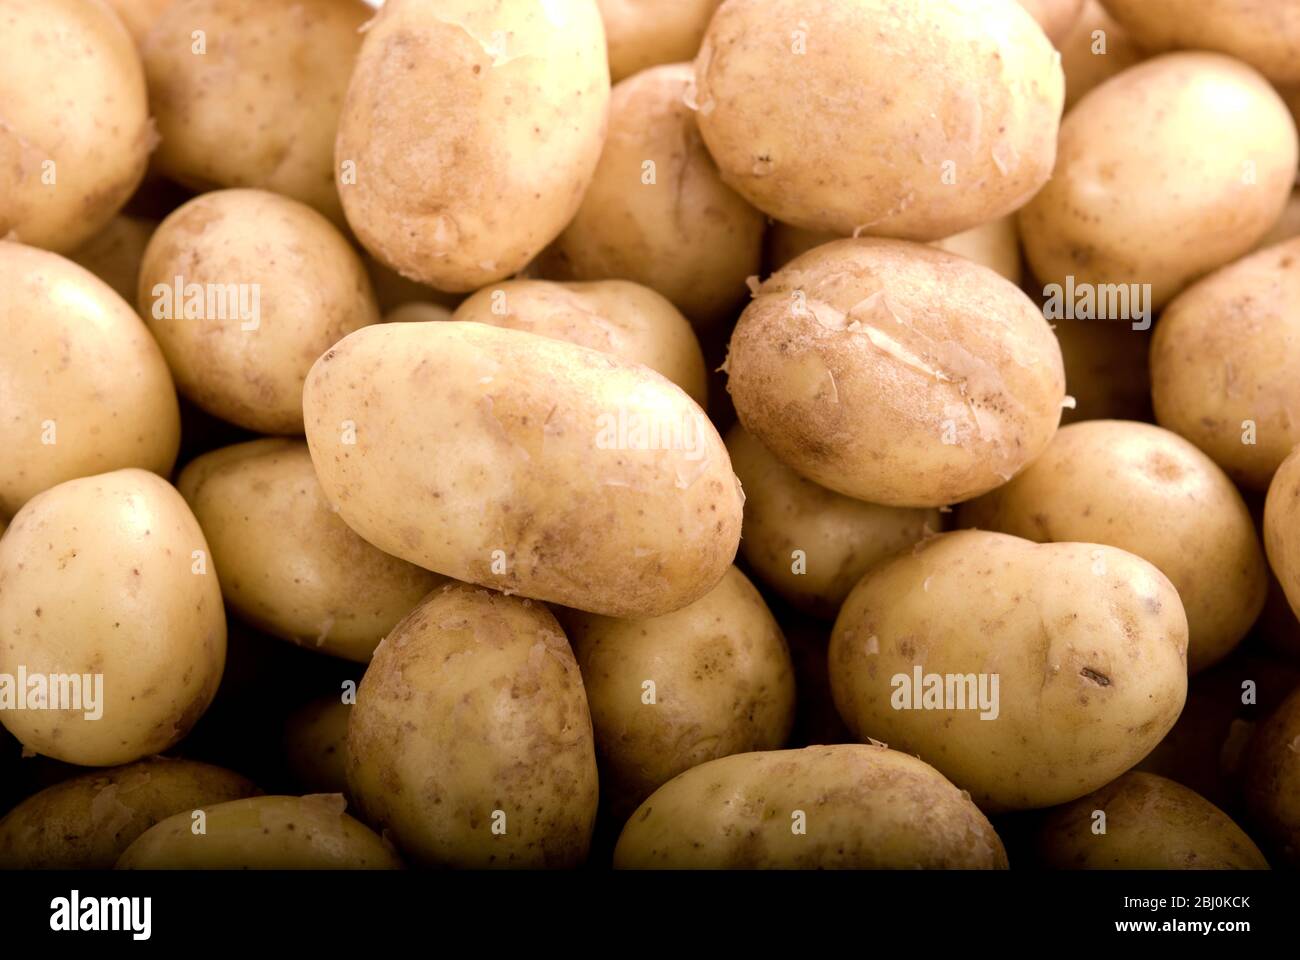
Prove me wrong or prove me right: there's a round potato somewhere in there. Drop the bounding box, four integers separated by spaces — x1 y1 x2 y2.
336 0 609 292
614 744 1008 869
1017 0 1084 43
1241 685 1300 865
0 242 180 518
1059 0 1145 110
1264 445 1300 627
1052 316 1151 424
68 215 157 307
692 0 1063 239
829 531 1189 811
138 189 379 434
384 302 454 324
0 469 226 767
364 251 462 315
178 439 443 662
283 695 351 796
1020 52 1298 311
347 584 598 868
726 239 1065 508
103 0 174 48
1256 190 1300 251
598 0 721 82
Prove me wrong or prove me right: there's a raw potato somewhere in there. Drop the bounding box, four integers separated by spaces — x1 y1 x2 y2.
0 242 180 518
283 696 351 796
958 420 1267 674
364 251 462 314
1035 772 1269 869
1256 190 1300 251
598 0 721 82
384 302 453 324
727 426 940 618
1151 237 1300 490
346 584 598 868
116 795 401 869
614 744 1008 869
1017 0 1084 43
0 469 226 767
1242 685 1300 865
1020 52 1298 311
103 0 174 48
138 189 379 434
543 62 764 330
1265 445 1300 626
68 215 157 307
692 0 1063 239
303 321 742 618
336 0 610 291
0 758 258 869
178 439 444 662
726 239 1065 508
0 0 152 252
1052 316 1151 424
829 531 1189 811
558 566 796 816
452 278 708 406
1059 0 1145 110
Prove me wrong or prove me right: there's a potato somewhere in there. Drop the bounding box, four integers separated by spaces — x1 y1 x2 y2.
178 439 443 662
384 302 454 324
783 613 853 747
138 189 379 434
1059 0 1145 110
452 279 708 406
0 242 179 519
598 0 721 82
0 0 151 252
283 695 351 796
0 758 258 869
1255 189 1300 251
613 744 1008 869
1241 685 1300 865
1264 445 1300 627
1052 316 1151 424
829 531 1189 811
959 421 1266 674
1150 237 1300 490
558 566 795 816
1035 772 1269 869
726 239 1065 508
1020 53 1297 311
692 0 1063 239
67 215 157 308
336 0 609 292
103 0 174 48
727 426 939 618
303 321 742 618
542 62 764 330
1017 0 1084 44
116 794 401 869
347 584 598 868
364 252 462 315
0 469 226 766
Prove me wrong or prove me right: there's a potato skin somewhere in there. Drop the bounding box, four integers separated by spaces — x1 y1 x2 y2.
1059 0 1144 111
103 0 174 48
726 239 1065 508
68 215 157 308
346 584 598 868
1242 685 1300 865
693 0 1062 239
598 0 721 82
1264 446 1300 630
336 0 609 292
0 758 258 869
829 531 1189 811
283 695 351 796
0 470 226 767
959 421 1266 674
1017 0 1084 43
303 321 742 618
613 744 1008 869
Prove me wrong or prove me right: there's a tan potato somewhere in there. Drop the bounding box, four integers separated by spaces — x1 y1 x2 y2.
0 242 179 519
336 0 610 292
1017 0 1084 44
1241 685 1300 865
178 439 443 662
283 695 351 796
0 758 258 869
1264 445 1300 630
67 215 157 308
138 189 379 434
0 469 226 767
829 531 1189 811
103 0 174 48
1059 0 1145 110
347 584 598 868
959 420 1267 673
598 0 721 82
1021 52 1298 311
726 239 1065 508
384 302 454 324
693 0 1063 239
1255 190 1300 251
614 744 1008 869
363 252 462 314
1052 316 1151 424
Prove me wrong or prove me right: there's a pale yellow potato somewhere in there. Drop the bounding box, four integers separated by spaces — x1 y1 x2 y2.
959 421 1266 674
542 62 764 330
1059 0 1145 110
178 439 443 662
0 758 258 869
1052 316 1151 424
829 531 1189 811
1017 0 1084 43
138 189 379 434
283 696 351 796
1150 237 1300 490
1255 190 1300 251
116 795 401 869
384 302 453 324
303 321 742 618
363 252 462 314
336 0 610 292
598 0 721 82
1241 684 1300 865
558 566 795 817
0 469 226 767
452 279 708 406
1021 53 1298 311
726 239 1065 508
347 584 598 868
727 426 940 618
693 0 1063 239
614 744 1008 869
1264 445 1300 628
0 0 151 252
103 0 174 49
67 214 156 307
0 242 180 518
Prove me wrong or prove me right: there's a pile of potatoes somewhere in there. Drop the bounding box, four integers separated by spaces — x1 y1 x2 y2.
4 0 1300 872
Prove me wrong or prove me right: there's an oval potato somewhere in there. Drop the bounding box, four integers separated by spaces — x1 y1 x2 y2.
68 215 157 307
598 0 721 82
1264 445 1300 628
1241 685 1300 865
283 695 351 796
1059 0 1145 110
1017 0 1084 43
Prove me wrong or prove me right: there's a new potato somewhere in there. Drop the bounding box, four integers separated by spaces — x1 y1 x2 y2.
598 0 721 82
1242 685 1300 866
283 695 351 796
1264 446 1300 627
1058 0 1145 110
68 215 157 308
1017 0 1084 43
